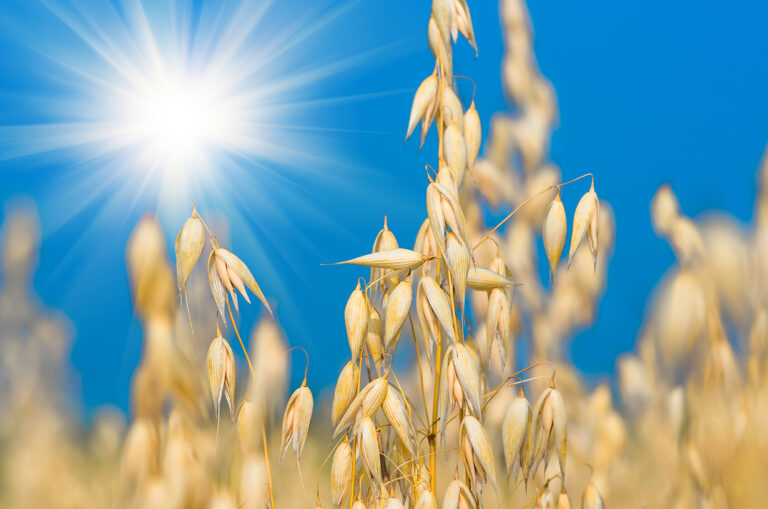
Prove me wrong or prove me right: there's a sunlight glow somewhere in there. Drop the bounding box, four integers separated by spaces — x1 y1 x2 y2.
0 0 371 218
118 69 240 182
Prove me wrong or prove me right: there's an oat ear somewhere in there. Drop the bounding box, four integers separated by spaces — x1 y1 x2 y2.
215 248 272 316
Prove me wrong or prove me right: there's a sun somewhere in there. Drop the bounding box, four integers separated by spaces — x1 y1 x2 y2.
117 68 240 183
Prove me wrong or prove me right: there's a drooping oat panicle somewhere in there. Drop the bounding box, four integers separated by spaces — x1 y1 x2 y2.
407 74 439 142
332 360 360 427
331 438 353 508
384 277 412 353
461 415 499 496
556 489 572 509
568 182 598 267
279 381 313 464
444 120 468 185
345 282 368 360
464 100 481 169
502 388 531 481
335 249 426 270
175 205 205 293
381 383 418 457
543 191 567 280
207 333 236 421
581 477 605 509
214 246 273 315
351 500 366 509
358 416 382 486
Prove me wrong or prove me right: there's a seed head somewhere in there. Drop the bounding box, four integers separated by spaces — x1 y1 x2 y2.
207 333 236 421
174 205 205 293
581 478 605 509
568 182 598 267
279 382 313 464
335 249 426 271
543 192 567 280
332 360 360 428
445 232 470 315
345 282 368 360
213 246 272 315
407 74 439 142
444 121 468 185
442 87 464 130
414 490 437 509
502 388 531 481
486 288 510 368
331 439 353 508
464 100 481 169
384 277 413 353
466 267 519 291
461 415 498 496
358 416 382 486
442 477 477 509
381 383 418 457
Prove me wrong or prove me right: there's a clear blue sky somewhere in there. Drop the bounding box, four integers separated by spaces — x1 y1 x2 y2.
1 0 767 414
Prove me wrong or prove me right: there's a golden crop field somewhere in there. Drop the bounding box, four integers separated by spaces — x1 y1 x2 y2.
0 0 765 508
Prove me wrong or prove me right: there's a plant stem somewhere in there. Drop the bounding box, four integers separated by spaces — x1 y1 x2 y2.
227 298 276 509
473 173 594 251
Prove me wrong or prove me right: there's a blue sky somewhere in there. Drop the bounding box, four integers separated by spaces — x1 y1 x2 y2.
1 0 767 414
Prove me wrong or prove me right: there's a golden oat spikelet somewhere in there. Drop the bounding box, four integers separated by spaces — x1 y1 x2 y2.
568 181 598 267
331 438 353 508
461 414 499 496
443 120 468 185
502 387 531 481
464 99 481 169
407 73 439 142
175 204 205 293
213 246 272 316
581 477 605 509
384 277 412 353
334 249 426 271
466 267 520 291
207 331 236 422
358 416 382 486
381 383 418 457
345 282 368 360
279 380 314 465
332 360 360 427
543 191 567 280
